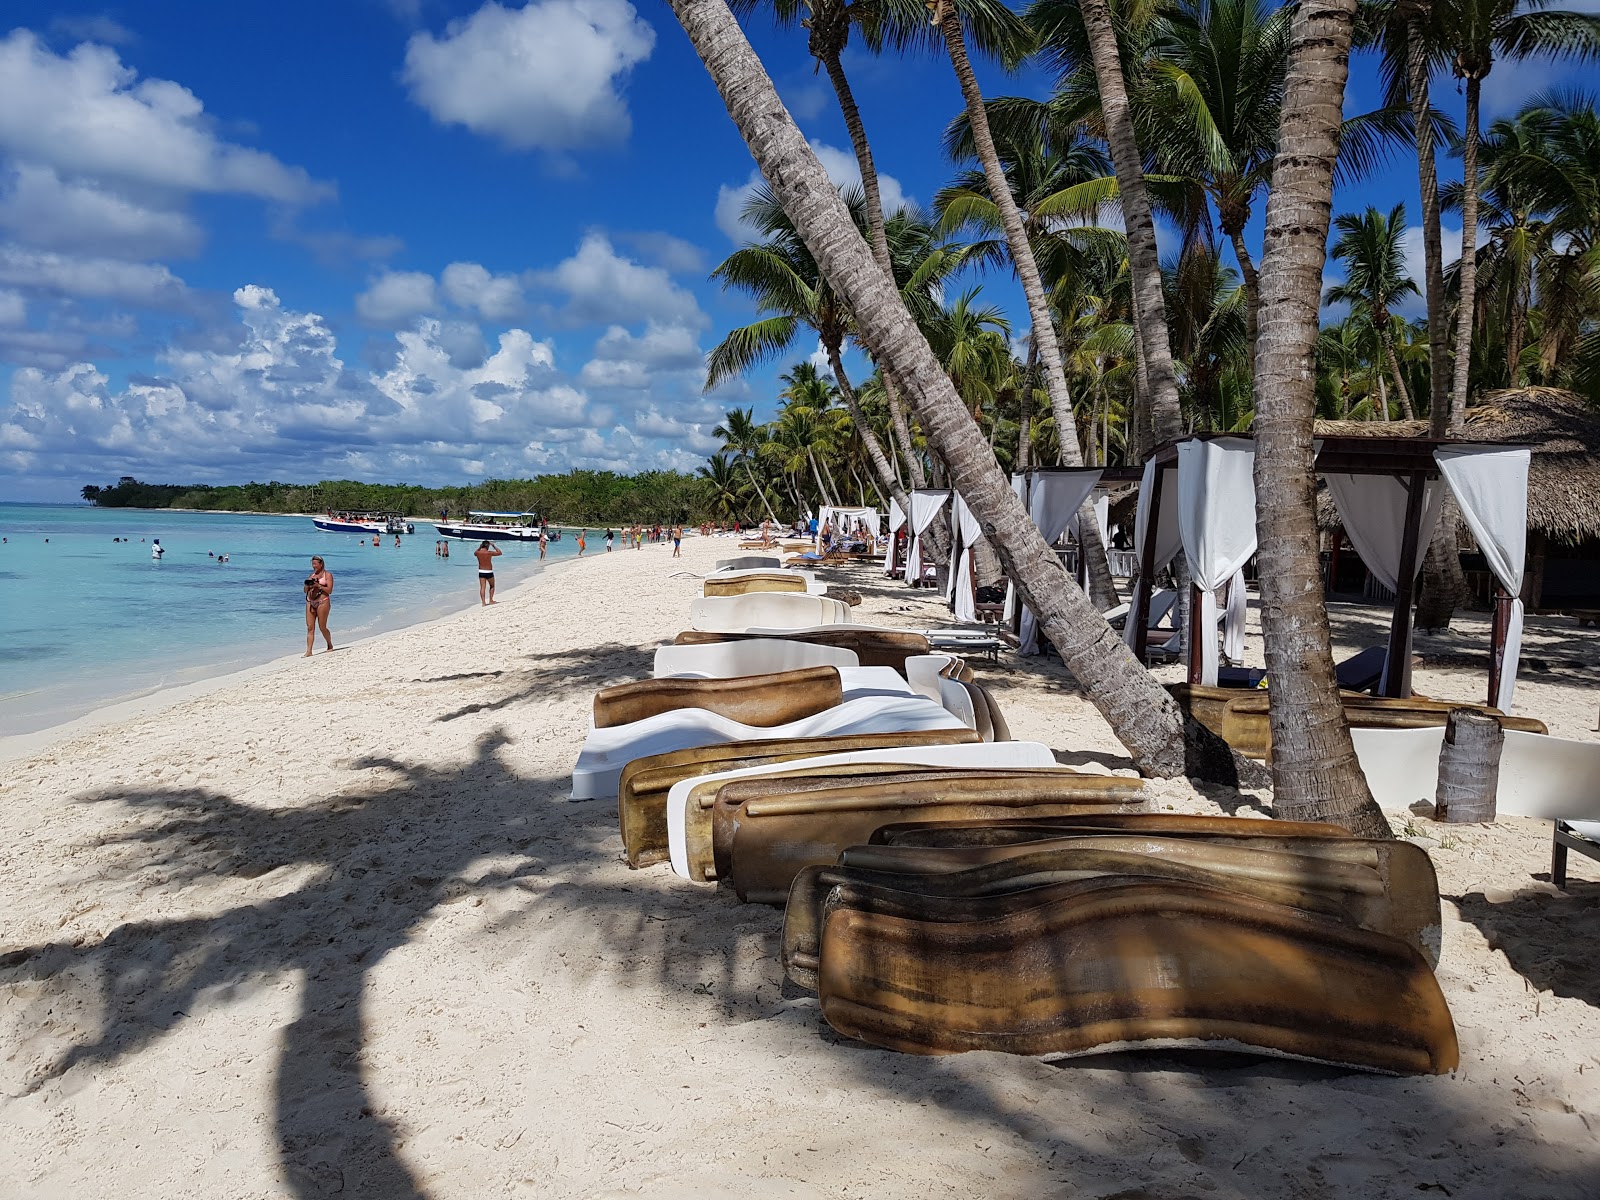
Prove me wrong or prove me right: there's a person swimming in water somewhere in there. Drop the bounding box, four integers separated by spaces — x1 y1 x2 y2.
474 540 502 605
304 555 334 655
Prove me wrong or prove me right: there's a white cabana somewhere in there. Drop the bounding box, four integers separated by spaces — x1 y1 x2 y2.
904 489 950 587
1123 456 1183 652
1434 446 1531 709
884 496 907 576
945 494 987 623
1177 437 1258 685
1017 469 1104 655
815 505 880 551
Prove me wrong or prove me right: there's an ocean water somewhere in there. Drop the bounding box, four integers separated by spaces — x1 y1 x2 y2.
0 504 578 736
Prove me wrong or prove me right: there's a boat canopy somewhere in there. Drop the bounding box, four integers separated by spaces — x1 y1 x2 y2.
467 511 537 519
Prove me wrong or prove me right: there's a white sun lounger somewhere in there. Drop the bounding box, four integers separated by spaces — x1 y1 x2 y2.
715 555 783 571
664 740 1066 879
688 594 850 632
904 654 961 701
1351 726 1600 885
570 694 964 800
652 640 860 679
703 567 826 594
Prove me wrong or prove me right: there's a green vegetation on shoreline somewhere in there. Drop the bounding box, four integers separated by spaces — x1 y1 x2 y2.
81 470 720 526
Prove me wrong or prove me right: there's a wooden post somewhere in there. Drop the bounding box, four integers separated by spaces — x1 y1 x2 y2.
1328 532 1342 594
1434 708 1505 823
1487 583 1512 707
1133 465 1165 662
1382 472 1428 698
1187 581 1205 684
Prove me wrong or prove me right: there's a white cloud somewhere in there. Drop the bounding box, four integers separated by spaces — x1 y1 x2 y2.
579 320 703 388
0 289 24 325
402 0 655 151
47 15 138 45
0 31 329 205
355 270 441 325
0 243 189 306
616 230 705 274
1396 222 1490 315
715 140 911 243
441 260 525 319
0 164 203 259
535 232 705 326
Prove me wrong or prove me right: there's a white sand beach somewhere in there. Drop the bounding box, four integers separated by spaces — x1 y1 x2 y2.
3 537 1598 1199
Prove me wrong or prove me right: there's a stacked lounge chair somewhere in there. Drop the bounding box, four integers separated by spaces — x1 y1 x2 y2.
569 584 1460 1075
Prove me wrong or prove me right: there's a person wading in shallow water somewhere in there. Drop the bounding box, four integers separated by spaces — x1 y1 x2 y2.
304 556 333 656
475 540 502 605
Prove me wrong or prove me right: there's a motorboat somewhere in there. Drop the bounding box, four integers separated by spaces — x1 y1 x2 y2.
313 510 416 535
433 511 545 542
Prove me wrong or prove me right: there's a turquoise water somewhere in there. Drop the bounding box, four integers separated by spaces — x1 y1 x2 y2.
0 504 576 736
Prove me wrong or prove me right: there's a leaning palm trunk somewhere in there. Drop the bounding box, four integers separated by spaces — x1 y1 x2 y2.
742 459 781 525
1408 14 1449 431
827 342 914 521
668 0 1245 782
1449 76 1481 427
1227 228 1262 365
885 375 928 488
1383 338 1415 419
1249 0 1389 836
1078 0 1184 444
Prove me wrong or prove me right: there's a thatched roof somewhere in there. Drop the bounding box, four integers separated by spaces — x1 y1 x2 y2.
1312 388 1600 545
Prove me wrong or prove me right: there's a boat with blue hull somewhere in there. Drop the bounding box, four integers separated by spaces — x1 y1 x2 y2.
433 511 545 542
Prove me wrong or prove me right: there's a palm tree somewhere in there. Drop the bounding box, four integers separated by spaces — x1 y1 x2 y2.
713 406 781 525
1430 0 1600 427
1324 203 1421 418
774 362 844 504
668 0 1247 784
1251 0 1389 835
697 453 748 521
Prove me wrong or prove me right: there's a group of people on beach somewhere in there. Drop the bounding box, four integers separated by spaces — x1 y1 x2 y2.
575 524 682 557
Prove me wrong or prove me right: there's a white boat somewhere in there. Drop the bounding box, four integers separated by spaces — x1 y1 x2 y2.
313 510 415 535
432 511 544 542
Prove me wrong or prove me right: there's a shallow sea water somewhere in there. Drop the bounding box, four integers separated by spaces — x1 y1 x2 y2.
0 504 575 735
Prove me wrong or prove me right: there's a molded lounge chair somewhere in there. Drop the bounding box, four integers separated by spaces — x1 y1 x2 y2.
869 812 1353 848
1335 646 1389 693
592 665 843 729
1169 685 1549 760
617 729 980 867
782 829 1442 985
702 573 810 597
706 771 1149 903
937 677 1010 741
904 654 967 701
1104 588 1180 633
1349 726 1600 887
674 627 931 672
688 593 850 632
663 741 1062 878
653 640 859 680
813 879 1458 1074
570 694 965 800
715 555 782 571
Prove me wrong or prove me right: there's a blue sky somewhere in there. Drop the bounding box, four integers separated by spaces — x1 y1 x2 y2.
1 1 1591 501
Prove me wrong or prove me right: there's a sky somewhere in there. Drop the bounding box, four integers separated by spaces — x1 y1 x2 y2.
1 1 1593 502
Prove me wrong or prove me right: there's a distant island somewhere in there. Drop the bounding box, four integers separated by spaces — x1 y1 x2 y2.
81 471 722 527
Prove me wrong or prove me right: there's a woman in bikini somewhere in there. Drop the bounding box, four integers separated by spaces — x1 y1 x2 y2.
304 556 333 656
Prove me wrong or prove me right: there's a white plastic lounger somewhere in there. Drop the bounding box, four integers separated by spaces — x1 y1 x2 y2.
904 654 961 701
653 640 859 679
715 555 782 571
688 594 850 632
570 694 964 800
665 740 1065 878
705 567 826 594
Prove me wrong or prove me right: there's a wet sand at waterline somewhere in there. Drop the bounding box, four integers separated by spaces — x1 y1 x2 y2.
2 536 1597 1199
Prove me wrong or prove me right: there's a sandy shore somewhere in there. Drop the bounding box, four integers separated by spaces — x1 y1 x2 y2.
3 537 1598 1199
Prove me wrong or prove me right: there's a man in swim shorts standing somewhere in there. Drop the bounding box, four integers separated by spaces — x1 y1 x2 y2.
475 540 502 605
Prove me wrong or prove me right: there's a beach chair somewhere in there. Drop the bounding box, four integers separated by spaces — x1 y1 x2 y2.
687 593 849 632
653 639 858 679
715 555 782 571
591 666 844 729
1335 646 1388 693
674 626 931 672
702 573 809 598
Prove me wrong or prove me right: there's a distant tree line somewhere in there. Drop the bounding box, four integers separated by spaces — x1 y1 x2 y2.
81 470 724 526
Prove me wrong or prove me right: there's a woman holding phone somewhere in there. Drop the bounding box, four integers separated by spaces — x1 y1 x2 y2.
304 556 334 656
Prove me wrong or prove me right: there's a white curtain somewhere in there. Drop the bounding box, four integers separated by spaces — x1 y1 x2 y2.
1123 458 1184 649
1021 470 1104 655
905 489 950 587
885 496 906 576
1324 472 1445 694
947 494 987 622
1436 447 1531 709
1177 438 1258 684
1003 475 1027 623
1224 567 1248 664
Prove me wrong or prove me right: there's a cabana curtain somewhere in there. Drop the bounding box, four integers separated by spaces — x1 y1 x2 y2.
905 489 949 587
1123 459 1184 650
1021 470 1104 655
947 494 986 623
1177 438 1258 685
1324 473 1445 694
884 497 906 576
1435 447 1531 709
1004 475 1026 624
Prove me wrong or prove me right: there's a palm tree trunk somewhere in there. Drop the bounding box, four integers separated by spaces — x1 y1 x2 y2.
807 449 834 506
668 0 1246 782
933 8 1087 465
827 343 914 521
1078 0 1184 444
1129 317 1154 462
1376 371 1389 421
819 48 893 279
1249 0 1389 836
1448 75 1481 432
1383 337 1415 419
1017 339 1037 472
884 374 927 488
742 459 781 525
1227 227 1262 363
1407 15 1451 433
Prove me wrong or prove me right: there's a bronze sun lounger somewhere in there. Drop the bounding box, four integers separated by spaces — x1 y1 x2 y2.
592 666 843 729
705 772 1149 903
674 628 932 672
782 831 1441 989
814 879 1459 1074
615 729 980 867
868 812 1354 847
702 573 809 597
